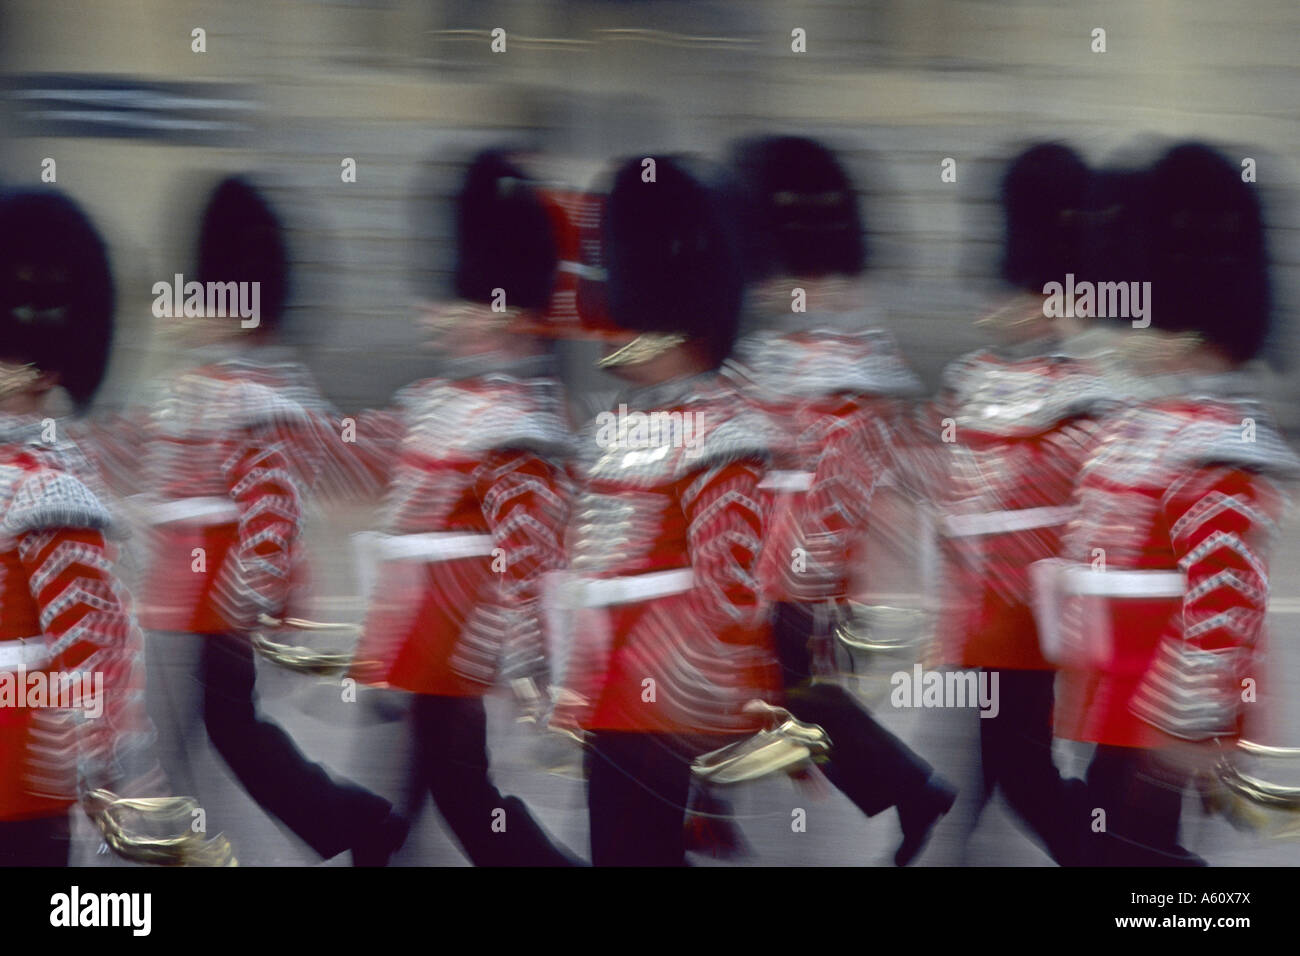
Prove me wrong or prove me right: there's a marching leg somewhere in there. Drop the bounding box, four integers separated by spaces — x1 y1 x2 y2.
417 694 575 866
200 632 403 863
586 732 693 867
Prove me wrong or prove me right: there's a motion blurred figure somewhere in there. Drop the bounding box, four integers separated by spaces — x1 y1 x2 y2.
136 177 404 865
0 190 143 865
1040 142 1299 865
555 155 782 866
348 150 577 866
923 143 1115 864
725 135 956 866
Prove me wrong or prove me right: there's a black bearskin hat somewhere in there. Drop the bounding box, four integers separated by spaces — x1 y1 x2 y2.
0 188 115 409
453 150 558 312
1000 142 1092 292
1078 165 1154 300
729 135 865 281
1144 141 1269 363
197 176 290 334
601 155 743 367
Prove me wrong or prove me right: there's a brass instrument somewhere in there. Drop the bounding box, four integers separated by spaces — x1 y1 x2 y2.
692 701 831 785
251 614 361 675
83 789 237 866
1207 739 1300 838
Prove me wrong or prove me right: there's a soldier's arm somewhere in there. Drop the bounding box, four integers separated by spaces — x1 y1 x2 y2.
1130 464 1281 740
211 419 303 630
453 448 571 687
680 457 770 641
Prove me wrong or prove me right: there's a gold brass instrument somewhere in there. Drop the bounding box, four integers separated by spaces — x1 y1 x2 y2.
1207 740 1300 838
692 701 831 785
251 614 360 675
834 601 932 703
84 789 237 866
688 603 927 786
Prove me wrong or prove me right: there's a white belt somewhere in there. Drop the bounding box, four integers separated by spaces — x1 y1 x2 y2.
759 470 814 493
1057 566 1187 598
137 495 241 526
569 568 696 609
942 505 1075 538
0 640 51 672
1030 559 1186 666
366 532 496 563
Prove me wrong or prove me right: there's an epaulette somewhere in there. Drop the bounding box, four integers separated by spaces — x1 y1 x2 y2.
401 376 573 461
1170 407 1300 478
730 328 923 399
3 467 112 536
948 352 1115 437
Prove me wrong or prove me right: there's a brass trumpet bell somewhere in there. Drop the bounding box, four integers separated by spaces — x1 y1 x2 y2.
252 614 359 675
835 603 931 654
84 789 237 866
833 602 931 705
692 701 832 786
1208 740 1300 839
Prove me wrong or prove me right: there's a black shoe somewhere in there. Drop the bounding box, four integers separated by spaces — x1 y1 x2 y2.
895 777 957 866
352 810 410 867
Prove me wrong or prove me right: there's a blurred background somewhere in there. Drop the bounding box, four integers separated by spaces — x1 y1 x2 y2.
3 0 1298 422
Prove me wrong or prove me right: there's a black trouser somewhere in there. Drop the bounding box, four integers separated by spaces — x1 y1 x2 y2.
0 814 71 866
1083 744 1205 866
148 631 392 860
587 730 730 867
773 601 936 817
973 668 1087 865
411 694 574 866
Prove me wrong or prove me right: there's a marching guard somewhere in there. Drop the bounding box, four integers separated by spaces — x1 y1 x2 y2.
1040 143 1300 865
922 143 1117 864
724 135 958 866
0 188 144 864
552 155 785 866
136 176 405 865
348 149 577 866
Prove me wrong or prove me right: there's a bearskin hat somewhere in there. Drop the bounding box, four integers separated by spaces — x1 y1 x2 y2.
729 135 866 281
0 188 115 409
1078 165 1154 299
453 150 558 312
1143 141 1269 363
1000 142 1092 292
197 176 290 334
600 154 744 367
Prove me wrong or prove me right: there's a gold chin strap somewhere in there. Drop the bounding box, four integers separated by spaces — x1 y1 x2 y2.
0 362 41 401
596 333 686 369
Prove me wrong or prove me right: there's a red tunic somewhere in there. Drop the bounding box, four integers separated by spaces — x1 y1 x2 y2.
0 422 139 821
1044 384 1298 748
727 325 922 609
559 373 781 736
349 374 572 697
136 357 327 634
925 349 1110 670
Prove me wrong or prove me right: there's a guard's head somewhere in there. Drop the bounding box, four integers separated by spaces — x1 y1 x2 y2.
729 135 865 282
1144 141 1269 363
0 188 115 409
453 149 558 313
602 155 744 369
197 176 290 336
1000 142 1092 293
